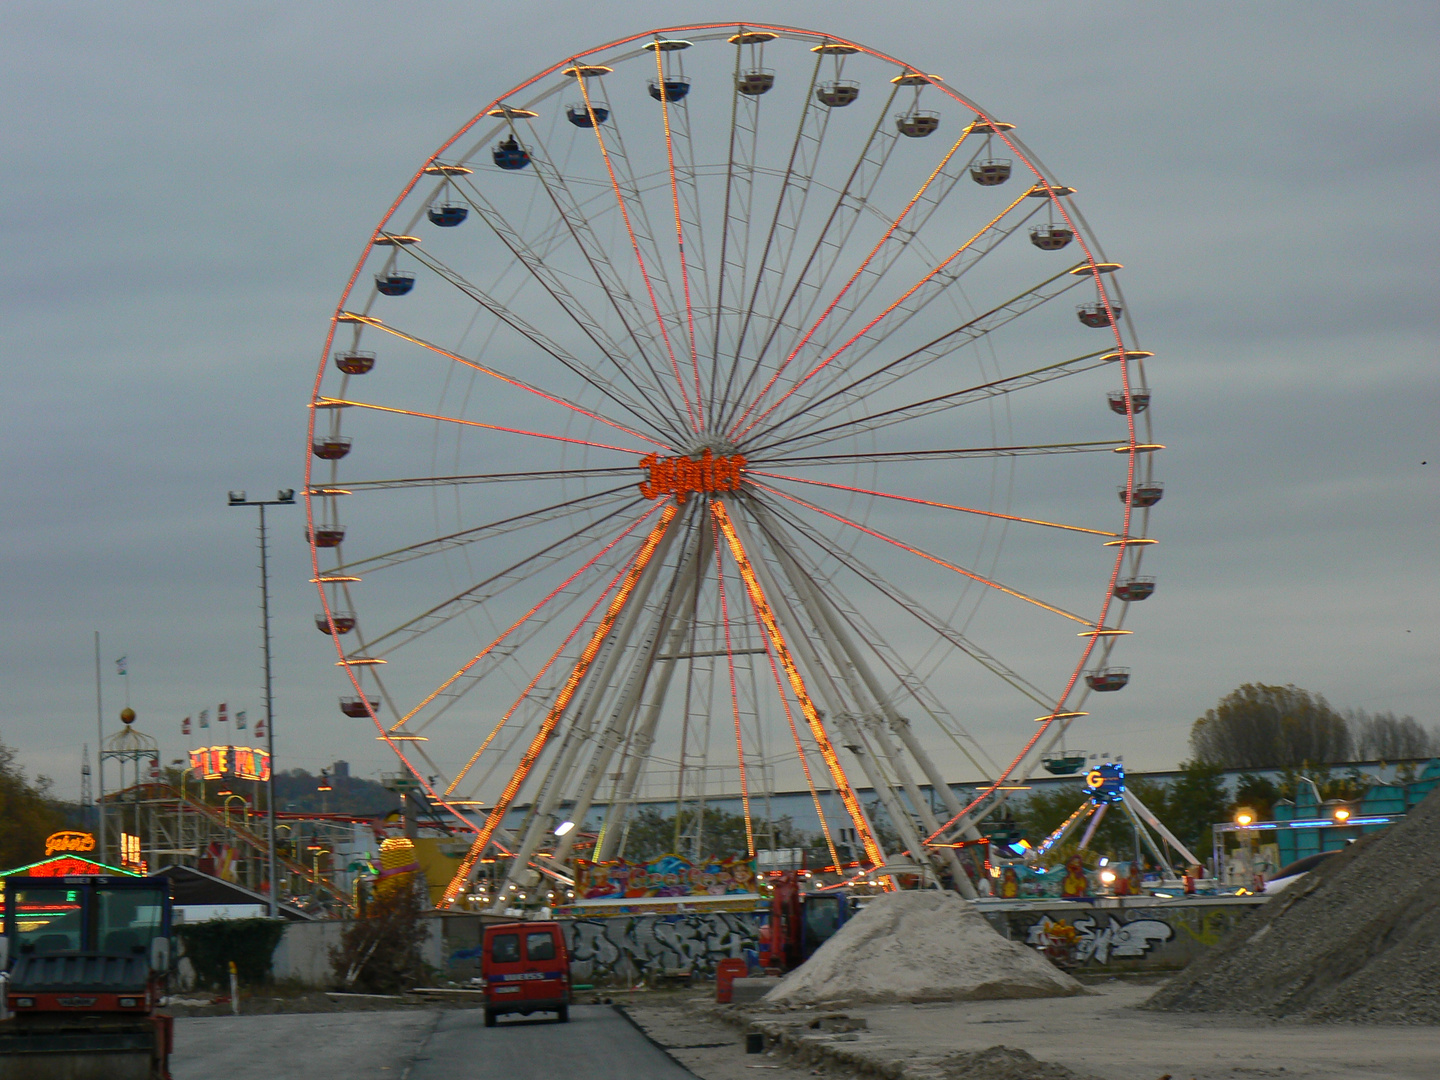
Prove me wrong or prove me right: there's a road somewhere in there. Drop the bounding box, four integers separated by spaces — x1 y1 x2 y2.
170 1005 697 1080
409 1004 696 1080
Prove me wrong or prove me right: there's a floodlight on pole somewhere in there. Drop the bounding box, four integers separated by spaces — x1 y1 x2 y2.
228 487 296 917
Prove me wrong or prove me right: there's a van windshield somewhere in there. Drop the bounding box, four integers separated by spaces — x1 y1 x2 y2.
490 933 520 963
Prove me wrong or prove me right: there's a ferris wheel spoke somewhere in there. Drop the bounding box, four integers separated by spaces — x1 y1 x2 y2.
712 46 827 428
754 513 1004 779
748 481 1094 627
721 86 903 434
486 133 694 437
735 188 1032 441
758 441 1116 469
751 471 1119 537
572 74 699 431
755 494 1056 711
729 126 980 440
650 43 705 421
386 246 680 442
360 498 648 658
404 583 596 741
710 499 887 870
443 547 645 796
349 312 674 449
759 346 1121 458
444 504 680 905
324 466 632 493
402 502 672 745
315 397 652 456
444 176 691 441
741 264 1090 449
329 487 635 578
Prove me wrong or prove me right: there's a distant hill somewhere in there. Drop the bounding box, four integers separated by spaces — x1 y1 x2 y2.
273 768 399 816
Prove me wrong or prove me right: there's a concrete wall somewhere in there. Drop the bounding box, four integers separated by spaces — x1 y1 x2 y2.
979 895 1268 973
271 919 346 985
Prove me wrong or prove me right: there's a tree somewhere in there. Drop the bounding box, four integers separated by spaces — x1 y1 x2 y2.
330 880 429 993
1346 710 1437 760
615 805 820 863
1155 760 1230 856
1189 684 1351 769
0 737 66 868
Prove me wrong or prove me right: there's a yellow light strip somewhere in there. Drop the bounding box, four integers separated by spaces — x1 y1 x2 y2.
441 504 678 907
711 499 886 873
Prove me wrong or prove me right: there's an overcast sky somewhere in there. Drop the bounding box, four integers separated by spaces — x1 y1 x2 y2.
3 1 1436 802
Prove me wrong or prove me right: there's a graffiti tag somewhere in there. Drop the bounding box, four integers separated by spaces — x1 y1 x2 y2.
1026 914 1173 964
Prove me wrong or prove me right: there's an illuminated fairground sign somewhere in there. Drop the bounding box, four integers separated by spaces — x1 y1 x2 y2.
0 855 138 880
44 831 96 857
189 745 271 782
638 451 746 503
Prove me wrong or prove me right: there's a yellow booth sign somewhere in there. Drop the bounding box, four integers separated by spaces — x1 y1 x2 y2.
44 831 97 857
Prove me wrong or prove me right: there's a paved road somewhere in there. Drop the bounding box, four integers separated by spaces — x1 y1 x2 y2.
409 1004 696 1080
171 1011 438 1079
170 1005 695 1080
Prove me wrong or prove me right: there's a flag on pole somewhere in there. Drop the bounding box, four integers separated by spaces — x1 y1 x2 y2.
115 656 127 676
218 703 228 724
182 716 191 736
199 709 209 729
253 716 265 738
235 710 247 731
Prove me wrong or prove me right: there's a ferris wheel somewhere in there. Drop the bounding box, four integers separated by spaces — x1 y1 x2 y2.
305 23 1160 907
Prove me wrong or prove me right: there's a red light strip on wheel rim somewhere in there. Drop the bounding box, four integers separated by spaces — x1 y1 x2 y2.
710 499 886 873
442 503 678 906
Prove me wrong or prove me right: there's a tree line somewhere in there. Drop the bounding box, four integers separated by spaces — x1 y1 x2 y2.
1188 683 1437 770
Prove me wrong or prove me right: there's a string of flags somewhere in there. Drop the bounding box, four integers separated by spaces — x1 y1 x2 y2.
181 703 259 738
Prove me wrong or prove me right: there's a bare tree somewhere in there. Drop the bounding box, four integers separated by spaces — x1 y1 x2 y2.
1346 709 1437 760
1189 684 1352 769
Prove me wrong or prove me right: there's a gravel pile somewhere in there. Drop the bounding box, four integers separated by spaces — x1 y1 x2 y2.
765 890 1081 1006
929 1046 1097 1080
1147 785 1440 1022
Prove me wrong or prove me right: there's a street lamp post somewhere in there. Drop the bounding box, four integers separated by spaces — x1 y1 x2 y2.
228 488 295 916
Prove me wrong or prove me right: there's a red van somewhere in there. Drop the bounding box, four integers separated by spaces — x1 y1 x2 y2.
482 921 571 1027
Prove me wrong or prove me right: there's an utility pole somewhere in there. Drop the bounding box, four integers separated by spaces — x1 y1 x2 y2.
94 632 105 862
228 488 295 917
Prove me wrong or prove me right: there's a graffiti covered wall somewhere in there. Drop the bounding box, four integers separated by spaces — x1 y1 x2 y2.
983 897 1266 972
561 911 760 984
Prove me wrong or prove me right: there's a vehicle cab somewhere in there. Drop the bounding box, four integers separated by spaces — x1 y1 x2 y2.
481 921 569 1027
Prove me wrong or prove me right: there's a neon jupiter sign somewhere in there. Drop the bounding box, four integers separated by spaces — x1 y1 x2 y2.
638 451 746 503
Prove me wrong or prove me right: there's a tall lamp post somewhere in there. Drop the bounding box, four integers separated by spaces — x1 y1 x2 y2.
228 488 295 916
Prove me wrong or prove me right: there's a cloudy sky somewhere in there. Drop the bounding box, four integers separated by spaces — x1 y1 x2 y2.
3 1 1436 802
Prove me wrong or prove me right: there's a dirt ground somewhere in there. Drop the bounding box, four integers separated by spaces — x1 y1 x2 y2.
625 981 1440 1080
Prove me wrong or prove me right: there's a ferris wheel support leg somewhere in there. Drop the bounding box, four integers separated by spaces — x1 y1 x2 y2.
553 526 706 867
1122 788 1202 870
487 513 685 909
715 501 889 874
748 506 978 894
594 533 708 862
768 544 952 891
